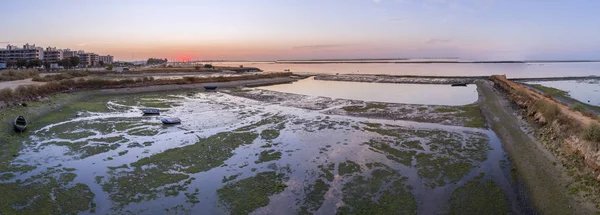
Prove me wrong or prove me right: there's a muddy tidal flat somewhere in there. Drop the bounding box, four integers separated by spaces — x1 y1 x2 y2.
0 88 531 214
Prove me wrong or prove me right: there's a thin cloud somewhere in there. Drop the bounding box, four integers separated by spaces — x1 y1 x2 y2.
292 44 353 50
425 39 451 44
387 18 407 23
77 42 114 46
372 0 382 3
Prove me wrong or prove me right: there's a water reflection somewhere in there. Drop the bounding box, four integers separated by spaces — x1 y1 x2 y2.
211 61 600 78
525 80 600 106
259 77 478 106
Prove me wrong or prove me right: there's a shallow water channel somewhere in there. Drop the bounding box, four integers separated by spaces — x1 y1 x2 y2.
2 89 533 214
259 77 478 106
525 80 600 106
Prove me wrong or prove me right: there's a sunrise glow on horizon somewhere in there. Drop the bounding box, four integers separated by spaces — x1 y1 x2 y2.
2 0 600 61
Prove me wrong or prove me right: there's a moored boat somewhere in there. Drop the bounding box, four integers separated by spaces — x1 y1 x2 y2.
142 108 160 115
161 117 181 124
204 85 217 90
13 116 27 132
451 83 468 87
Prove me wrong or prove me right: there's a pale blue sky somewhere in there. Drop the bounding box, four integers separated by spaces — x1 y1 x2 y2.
1 0 599 60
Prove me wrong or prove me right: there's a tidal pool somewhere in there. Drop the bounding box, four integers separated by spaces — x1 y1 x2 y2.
259 77 478 106
525 80 600 106
1 89 532 214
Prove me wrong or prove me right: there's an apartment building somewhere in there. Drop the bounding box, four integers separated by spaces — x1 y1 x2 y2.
0 43 114 68
99 55 114 64
0 43 45 64
43 47 63 63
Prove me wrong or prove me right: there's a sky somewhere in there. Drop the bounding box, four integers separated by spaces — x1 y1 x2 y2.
1 0 600 61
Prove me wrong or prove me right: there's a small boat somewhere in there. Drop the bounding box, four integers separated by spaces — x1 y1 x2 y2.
204 86 217 90
13 116 27 132
142 108 160 115
161 117 181 124
451 83 468 87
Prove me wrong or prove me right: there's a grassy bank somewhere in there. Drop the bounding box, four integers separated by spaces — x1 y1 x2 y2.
490 75 600 212
0 72 292 109
0 69 39 82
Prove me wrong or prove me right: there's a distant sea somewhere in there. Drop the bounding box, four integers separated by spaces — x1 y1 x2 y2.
209 60 600 78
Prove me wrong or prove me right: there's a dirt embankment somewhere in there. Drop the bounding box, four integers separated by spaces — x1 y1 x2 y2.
315 74 487 85
489 75 600 212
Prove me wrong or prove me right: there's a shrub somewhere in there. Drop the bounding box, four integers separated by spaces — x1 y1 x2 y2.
571 103 586 112
203 64 213 69
194 66 200 70
534 99 561 123
582 123 600 142
0 88 14 102
0 69 40 81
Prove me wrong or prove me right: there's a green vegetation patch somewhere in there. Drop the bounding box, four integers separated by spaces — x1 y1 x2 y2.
318 163 336 182
457 104 487 128
236 115 287 132
434 107 459 113
366 139 416 166
415 153 474 188
338 160 362 176
337 166 416 214
217 171 288 215
0 168 95 214
255 149 282 164
260 129 280 141
530 84 569 97
342 103 388 112
132 131 258 174
299 179 330 214
102 167 191 207
222 173 242 183
449 176 509 215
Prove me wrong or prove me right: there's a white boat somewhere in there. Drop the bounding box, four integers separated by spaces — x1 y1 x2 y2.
161 117 181 124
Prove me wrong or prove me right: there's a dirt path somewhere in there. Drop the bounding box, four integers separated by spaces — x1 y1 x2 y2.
0 78 46 90
476 80 595 214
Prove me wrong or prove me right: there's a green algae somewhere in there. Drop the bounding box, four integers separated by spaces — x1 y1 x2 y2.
118 150 129 156
298 179 330 214
102 167 191 207
337 166 416 215
415 153 474 188
236 115 287 132
449 177 509 215
132 131 258 174
0 173 15 180
255 149 282 164
222 173 242 183
366 139 416 166
185 188 200 204
457 104 487 128
338 160 361 176
108 164 128 170
401 140 424 150
102 131 258 208
128 127 160 136
89 135 126 143
435 107 459 113
318 163 335 182
217 171 288 215
343 103 388 112
260 129 280 141
95 176 104 184
0 168 95 214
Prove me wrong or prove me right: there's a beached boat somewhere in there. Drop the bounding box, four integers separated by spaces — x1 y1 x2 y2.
204 86 217 90
142 108 160 115
13 116 27 132
451 83 468 87
161 117 181 124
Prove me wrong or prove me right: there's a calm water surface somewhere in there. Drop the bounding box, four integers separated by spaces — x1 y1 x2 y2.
259 77 478 106
212 61 600 78
5 90 533 214
526 80 600 106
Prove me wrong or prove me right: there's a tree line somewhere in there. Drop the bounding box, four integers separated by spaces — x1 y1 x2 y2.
147 58 168 65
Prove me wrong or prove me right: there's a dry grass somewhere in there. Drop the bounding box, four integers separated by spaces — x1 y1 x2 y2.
533 99 562 123
0 69 40 82
583 123 600 143
32 70 90 82
0 72 292 108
